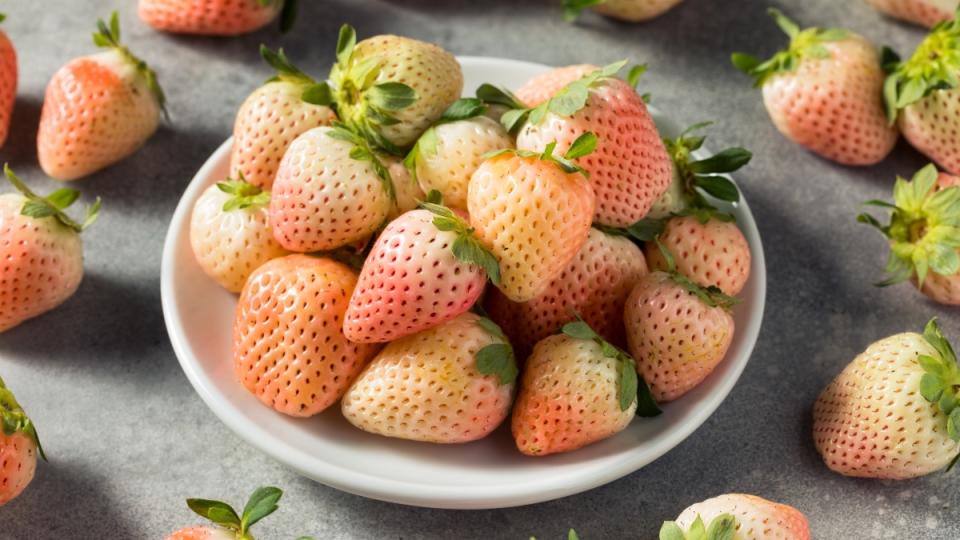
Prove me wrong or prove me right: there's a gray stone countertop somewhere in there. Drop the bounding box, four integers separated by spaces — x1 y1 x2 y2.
1 0 957 538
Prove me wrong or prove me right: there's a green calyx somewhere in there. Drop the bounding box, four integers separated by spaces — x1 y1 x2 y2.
259 45 332 106
660 513 738 540
561 0 606 22
326 124 397 203
883 9 960 122
663 122 749 221
419 199 501 285
0 376 46 461
560 318 661 416
93 11 166 116
483 132 598 177
328 24 417 155
4 164 101 233
402 98 488 179
917 318 960 445
731 8 848 87
857 164 960 287
475 316 519 385
186 486 283 540
655 238 739 310
216 173 270 212
594 218 666 245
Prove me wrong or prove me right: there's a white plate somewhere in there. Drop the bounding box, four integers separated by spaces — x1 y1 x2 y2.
161 56 767 509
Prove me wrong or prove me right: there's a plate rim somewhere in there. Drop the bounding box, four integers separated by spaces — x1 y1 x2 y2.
160 55 767 509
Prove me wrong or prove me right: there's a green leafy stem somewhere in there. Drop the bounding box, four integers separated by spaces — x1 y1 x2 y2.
4 164 101 233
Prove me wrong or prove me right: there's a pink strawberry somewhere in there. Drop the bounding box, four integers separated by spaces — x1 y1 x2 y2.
37 13 164 181
885 14 960 174
341 312 517 443
512 320 659 456
0 166 100 332
167 486 287 540
857 164 960 304
229 46 337 190
624 258 736 403
139 0 294 36
562 0 683 23
233 255 380 417
515 63 673 227
343 204 496 343
0 376 45 506
189 175 288 293
813 318 960 479
514 64 598 107
645 216 751 296
0 15 16 149
485 227 648 357
468 135 596 302
663 494 811 540
866 0 955 27
732 9 897 166
269 125 394 252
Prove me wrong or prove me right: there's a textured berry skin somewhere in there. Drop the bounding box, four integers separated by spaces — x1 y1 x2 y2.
344 209 486 343
341 313 514 443
229 81 337 189
269 127 391 252
38 50 161 181
514 64 598 108
675 494 811 540
512 334 636 456
517 78 672 227
0 431 36 506
624 272 734 402
138 0 281 35
468 154 595 302
0 194 83 333
644 216 751 296
814 332 960 479
189 183 288 293
346 36 462 148
485 228 648 357
916 173 960 304
164 527 233 540
761 34 897 166
591 0 684 21
233 255 380 417
0 27 16 149
899 88 960 175
415 117 513 210
865 0 956 27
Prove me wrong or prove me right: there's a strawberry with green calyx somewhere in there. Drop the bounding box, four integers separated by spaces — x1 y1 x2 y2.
857 164 960 303
884 11 960 173
0 376 45 506
0 165 101 332
562 0 683 23
732 9 896 166
329 25 462 153
659 513 736 540
166 486 284 540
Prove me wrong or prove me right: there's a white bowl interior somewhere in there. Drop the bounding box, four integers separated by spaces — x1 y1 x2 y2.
161 56 767 509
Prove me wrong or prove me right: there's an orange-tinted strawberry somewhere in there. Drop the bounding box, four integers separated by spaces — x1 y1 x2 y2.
858 164 960 304
866 0 955 27
468 135 596 302
139 0 294 36
514 64 598 108
0 376 45 506
485 228 647 357
733 9 897 166
233 255 379 417
562 0 683 22
516 63 672 227
664 494 811 540
0 15 16 150
269 126 394 252
512 320 659 456
0 166 100 332
342 313 517 443
38 13 164 181
343 205 495 343
165 527 232 540
813 319 960 479
167 486 287 540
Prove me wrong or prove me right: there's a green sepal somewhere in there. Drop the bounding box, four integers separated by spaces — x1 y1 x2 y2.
561 0 606 22
731 8 849 87
483 133 597 177
279 0 298 33
917 318 960 443
440 98 487 123
326 124 397 203
594 218 666 245
93 11 166 116
240 486 283 531
660 513 737 540
475 317 519 385
0 14 6 24
0 378 46 461
420 201 501 284
5 164 101 233
216 173 271 211
655 239 739 310
187 486 283 538
663 122 747 217
527 60 628 126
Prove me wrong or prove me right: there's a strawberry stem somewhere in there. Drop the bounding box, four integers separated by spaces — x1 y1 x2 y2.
92 11 167 117
4 164 101 233
0 377 46 461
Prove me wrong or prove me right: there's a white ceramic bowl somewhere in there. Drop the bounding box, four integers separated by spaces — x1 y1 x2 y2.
161 56 766 509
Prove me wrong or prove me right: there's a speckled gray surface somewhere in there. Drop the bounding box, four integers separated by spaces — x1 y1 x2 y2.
0 0 958 538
